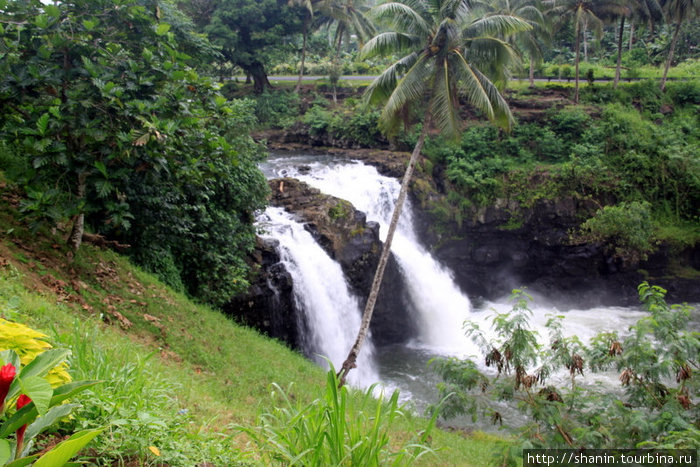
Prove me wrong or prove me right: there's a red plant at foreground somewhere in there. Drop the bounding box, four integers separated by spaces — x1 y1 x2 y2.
0 363 17 413
15 394 32 457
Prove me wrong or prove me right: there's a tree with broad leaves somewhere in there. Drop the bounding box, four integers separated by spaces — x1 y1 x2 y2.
205 0 304 93
0 0 268 305
337 0 530 387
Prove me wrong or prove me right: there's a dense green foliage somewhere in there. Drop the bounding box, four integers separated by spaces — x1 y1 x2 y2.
205 0 303 92
304 103 385 147
575 201 656 263
416 80 699 253
0 0 268 306
432 284 699 458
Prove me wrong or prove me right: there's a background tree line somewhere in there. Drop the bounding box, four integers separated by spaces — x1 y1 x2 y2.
1 0 697 308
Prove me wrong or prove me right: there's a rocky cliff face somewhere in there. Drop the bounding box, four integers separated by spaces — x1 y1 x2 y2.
412 195 700 307
222 237 298 347
225 178 417 348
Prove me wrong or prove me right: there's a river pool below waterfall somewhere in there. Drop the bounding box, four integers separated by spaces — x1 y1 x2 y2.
259 151 696 428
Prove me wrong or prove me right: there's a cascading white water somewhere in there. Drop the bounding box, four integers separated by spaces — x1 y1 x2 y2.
258 207 379 387
261 153 680 416
267 158 475 354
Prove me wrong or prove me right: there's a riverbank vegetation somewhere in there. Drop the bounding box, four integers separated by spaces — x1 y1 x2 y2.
1 0 698 464
431 284 699 455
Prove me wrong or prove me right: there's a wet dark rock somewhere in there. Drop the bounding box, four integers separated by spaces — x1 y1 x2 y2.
411 195 700 307
223 237 299 348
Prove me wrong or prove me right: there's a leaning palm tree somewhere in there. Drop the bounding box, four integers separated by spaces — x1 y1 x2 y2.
337 0 530 386
660 0 699 91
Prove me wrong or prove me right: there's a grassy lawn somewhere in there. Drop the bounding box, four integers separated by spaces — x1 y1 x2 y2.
0 175 511 465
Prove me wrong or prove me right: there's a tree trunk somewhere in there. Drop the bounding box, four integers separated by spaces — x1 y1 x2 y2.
247 61 272 94
582 20 588 61
295 21 308 93
660 21 681 92
331 26 344 104
337 118 430 387
67 172 87 254
614 16 625 89
529 59 535 87
574 24 581 104
629 22 634 52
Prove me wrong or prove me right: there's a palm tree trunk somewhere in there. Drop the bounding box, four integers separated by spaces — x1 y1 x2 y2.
628 22 634 52
295 22 309 93
574 24 581 104
614 16 625 89
529 58 535 87
661 20 681 91
332 26 344 104
582 20 588 61
337 117 430 387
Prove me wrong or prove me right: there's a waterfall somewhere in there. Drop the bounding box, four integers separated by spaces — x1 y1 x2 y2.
267 157 476 356
258 207 379 387
260 153 667 414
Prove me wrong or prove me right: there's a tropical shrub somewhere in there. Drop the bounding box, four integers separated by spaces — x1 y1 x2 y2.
251 90 301 129
302 104 383 148
431 284 699 459
576 201 656 263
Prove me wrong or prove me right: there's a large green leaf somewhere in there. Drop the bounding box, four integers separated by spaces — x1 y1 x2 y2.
0 439 11 465
33 428 103 467
19 376 53 415
155 23 171 35
36 113 50 136
0 381 98 438
5 455 39 467
7 349 69 402
25 404 80 442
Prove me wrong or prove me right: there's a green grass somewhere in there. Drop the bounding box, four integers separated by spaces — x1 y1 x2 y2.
0 176 509 465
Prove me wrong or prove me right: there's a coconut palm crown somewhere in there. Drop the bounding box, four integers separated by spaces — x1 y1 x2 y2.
361 0 531 137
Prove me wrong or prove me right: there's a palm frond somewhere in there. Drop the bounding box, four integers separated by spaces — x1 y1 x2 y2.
361 32 421 59
440 0 472 22
453 49 514 129
465 14 532 38
364 52 420 106
430 56 461 138
370 2 432 36
380 53 434 135
516 4 546 23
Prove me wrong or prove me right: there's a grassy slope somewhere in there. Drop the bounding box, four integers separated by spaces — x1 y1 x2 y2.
0 178 507 465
